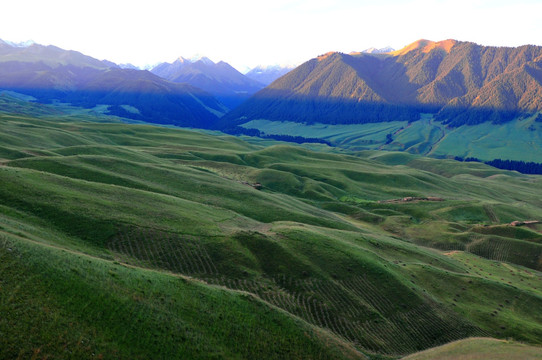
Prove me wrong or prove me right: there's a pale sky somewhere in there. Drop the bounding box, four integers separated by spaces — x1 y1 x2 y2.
1 0 541 72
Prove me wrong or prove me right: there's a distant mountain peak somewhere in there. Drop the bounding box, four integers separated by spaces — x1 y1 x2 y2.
150 56 264 109
1 39 36 48
118 63 139 70
361 46 395 54
174 56 190 64
190 55 214 65
245 64 295 86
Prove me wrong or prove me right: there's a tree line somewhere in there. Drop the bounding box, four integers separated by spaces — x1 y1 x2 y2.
455 156 542 175
224 126 332 146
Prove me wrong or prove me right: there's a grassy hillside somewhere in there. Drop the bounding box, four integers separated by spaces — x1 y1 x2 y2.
240 112 542 162
227 40 542 163
2 107 542 358
402 337 542 360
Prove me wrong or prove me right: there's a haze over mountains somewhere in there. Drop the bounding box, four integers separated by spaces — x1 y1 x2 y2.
0 40 225 127
0 39 290 121
245 65 295 85
150 56 265 109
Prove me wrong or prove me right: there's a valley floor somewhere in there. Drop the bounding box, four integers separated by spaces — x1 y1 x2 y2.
241 113 542 162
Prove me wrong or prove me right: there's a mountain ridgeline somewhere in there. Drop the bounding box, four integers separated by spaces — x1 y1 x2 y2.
0 41 225 128
226 40 542 127
150 57 264 109
2 38 542 140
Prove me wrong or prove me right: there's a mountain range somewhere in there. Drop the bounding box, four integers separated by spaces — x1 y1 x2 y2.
3 37 542 359
227 39 542 128
2 38 542 162
150 56 265 109
0 40 225 127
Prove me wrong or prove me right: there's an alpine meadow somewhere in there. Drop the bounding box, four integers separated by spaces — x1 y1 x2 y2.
2 7 542 359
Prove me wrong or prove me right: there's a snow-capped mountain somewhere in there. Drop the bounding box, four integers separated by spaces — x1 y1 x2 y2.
1 39 36 48
362 46 395 54
118 63 140 70
189 55 215 66
245 65 295 86
0 39 226 127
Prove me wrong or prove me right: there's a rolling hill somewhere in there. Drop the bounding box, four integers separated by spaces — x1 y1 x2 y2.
151 57 264 109
2 100 542 358
0 40 226 128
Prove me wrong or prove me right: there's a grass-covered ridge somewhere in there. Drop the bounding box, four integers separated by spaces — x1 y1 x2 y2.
1 108 542 358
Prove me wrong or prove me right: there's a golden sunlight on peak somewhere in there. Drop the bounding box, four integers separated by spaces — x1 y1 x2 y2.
430 39 457 53
390 39 433 56
391 39 457 56
317 51 338 61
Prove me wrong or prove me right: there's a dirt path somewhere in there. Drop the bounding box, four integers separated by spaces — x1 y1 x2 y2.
425 119 446 156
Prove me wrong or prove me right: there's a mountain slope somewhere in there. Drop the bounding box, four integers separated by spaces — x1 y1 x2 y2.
226 40 542 127
150 56 191 79
0 40 112 69
2 107 542 358
151 57 264 109
0 40 225 128
224 51 422 127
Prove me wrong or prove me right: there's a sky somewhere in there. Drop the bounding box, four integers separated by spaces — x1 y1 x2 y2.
1 0 542 72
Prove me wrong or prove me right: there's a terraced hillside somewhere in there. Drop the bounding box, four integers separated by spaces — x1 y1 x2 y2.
1 106 542 359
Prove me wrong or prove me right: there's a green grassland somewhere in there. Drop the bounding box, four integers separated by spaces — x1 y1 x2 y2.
401 337 542 360
241 112 542 162
2 104 542 359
